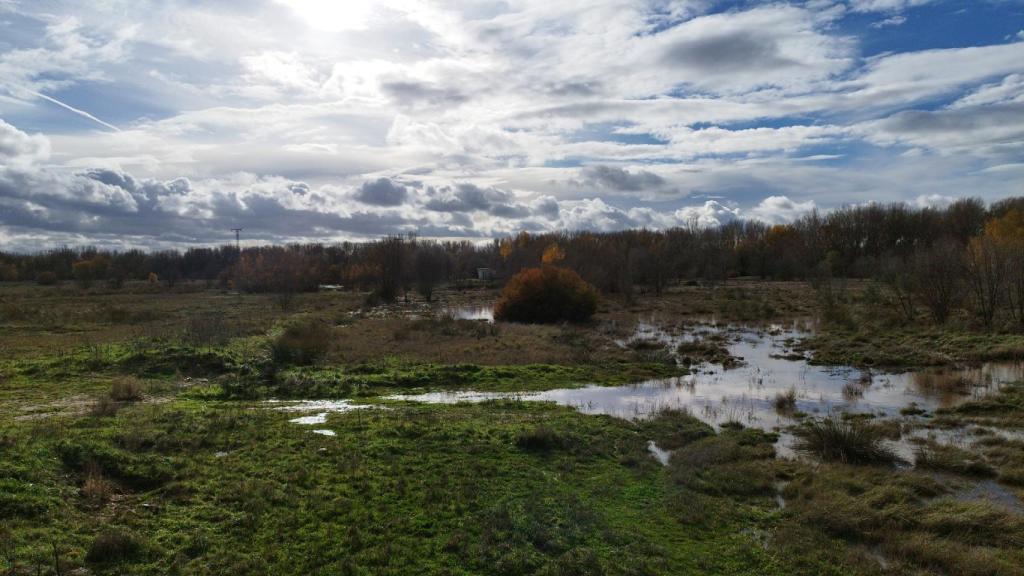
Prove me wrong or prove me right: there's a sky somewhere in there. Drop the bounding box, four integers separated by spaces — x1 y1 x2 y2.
0 0 1022 250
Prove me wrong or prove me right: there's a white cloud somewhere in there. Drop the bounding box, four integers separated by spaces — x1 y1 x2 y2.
914 194 955 209
674 200 741 227
870 15 906 28
748 196 816 224
848 0 936 13
0 0 1022 247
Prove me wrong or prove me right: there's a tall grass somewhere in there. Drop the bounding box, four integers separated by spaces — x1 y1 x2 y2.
794 416 897 464
773 387 797 414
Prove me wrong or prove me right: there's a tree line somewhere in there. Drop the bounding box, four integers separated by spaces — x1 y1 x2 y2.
3 196 1024 324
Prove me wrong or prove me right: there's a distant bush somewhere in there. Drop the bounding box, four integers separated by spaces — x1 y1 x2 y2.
36 271 58 285
272 318 332 365
494 267 598 324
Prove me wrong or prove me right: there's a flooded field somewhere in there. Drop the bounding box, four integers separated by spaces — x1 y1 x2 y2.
386 318 1024 461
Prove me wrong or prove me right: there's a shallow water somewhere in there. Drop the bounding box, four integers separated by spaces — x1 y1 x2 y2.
268 399 379 426
647 440 671 466
388 319 1024 459
392 320 1022 429
447 305 494 322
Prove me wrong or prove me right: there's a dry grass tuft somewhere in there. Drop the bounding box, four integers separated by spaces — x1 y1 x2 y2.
110 376 143 402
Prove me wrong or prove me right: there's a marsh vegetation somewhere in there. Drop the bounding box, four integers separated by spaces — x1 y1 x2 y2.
3 213 1024 574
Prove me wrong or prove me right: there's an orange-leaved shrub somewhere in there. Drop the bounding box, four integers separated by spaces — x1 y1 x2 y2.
494 266 598 323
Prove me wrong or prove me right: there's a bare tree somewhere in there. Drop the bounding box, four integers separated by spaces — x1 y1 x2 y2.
912 239 964 324
964 234 1006 328
414 243 448 302
878 255 917 323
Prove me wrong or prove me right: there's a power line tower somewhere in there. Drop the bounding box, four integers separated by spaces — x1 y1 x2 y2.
231 228 243 253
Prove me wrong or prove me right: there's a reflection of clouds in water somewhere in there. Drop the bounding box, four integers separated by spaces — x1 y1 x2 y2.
446 305 494 322
391 321 1020 434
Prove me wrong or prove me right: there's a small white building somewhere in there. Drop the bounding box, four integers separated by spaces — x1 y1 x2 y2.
477 267 495 281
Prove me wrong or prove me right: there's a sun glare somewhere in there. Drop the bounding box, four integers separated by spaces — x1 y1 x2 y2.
277 0 378 31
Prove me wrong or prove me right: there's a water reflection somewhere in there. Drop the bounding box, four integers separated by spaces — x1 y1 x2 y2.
446 305 495 322
390 321 1024 432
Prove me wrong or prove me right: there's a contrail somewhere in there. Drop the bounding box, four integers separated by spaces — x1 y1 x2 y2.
29 90 121 132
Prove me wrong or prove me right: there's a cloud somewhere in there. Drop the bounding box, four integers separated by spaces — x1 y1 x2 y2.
674 200 741 227
0 1 1023 248
914 194 955 209
870 15 907 28
380 80 469 108
860 102 1024 157
354 177 408 206
661 31 797 74
748 195 816 224
577 165 667 192
0 119 50 167
424 183 533 218
848 0 937 13
640 5 855 94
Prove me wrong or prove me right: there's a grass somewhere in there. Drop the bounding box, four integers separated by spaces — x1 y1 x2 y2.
794 417 898 465
776 464 1024 576
914 442 998 477
803 325 1024 368
0 399 794 575
773 387 798 414
4 280 1024 575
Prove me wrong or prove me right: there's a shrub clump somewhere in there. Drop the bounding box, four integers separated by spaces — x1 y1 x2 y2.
794 416 897 465
271 318 332 365
110 376 143 402
85 529 148 564
515 426 575 452
494 267 598 324
36 271 58 285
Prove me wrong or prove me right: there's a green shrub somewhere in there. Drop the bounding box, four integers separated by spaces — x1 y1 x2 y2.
494 267 598 324
272 318 332 365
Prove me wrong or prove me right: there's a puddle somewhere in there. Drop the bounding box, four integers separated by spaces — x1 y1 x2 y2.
647 440 671 466
312 429 336 436
953 479 1024 515
268 399 376 413
290 413 328 425
446 305 494 323
267 399 380 427
389 320 1023 460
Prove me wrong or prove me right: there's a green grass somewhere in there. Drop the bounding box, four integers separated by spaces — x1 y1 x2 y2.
0 399 790 575
803 326 1024 368
4 281 1024 575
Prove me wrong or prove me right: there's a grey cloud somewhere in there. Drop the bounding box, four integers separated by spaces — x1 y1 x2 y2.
380 80 469 108
423 183 556 221
662 32 796 73
878 103 1024 135
865 102 1024 156
578 165 667 192
354 177 408 206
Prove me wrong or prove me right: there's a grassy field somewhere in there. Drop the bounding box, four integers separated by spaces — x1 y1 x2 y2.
2 280 1024 575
